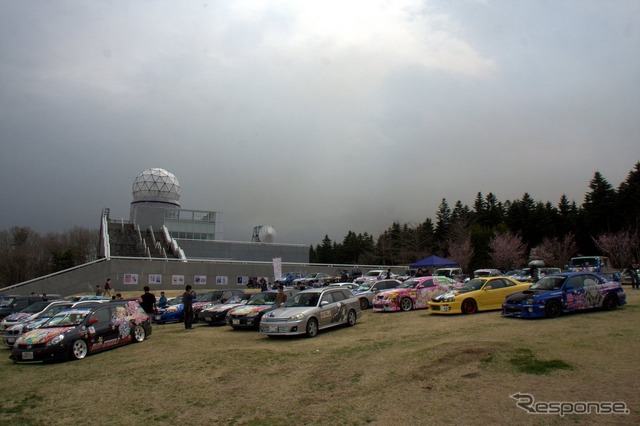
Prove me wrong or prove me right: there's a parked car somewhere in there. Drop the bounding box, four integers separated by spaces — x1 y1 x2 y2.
275 272 305 286
1 300 66 332
198 293 253 326
10 300 151 363
354 279 403 310
154 295 185 323
292 273 331 289
434 268 465 281
3 301 104 347
502 272 626 319
327 282 360 291
567 256 611 273
473 269 502 278
372 276 452 312
226 289 296 329
354 269 394 285
259 287 361 338
192 290 245 319
65 295 112 302
0 295 62 320
429 277 531 315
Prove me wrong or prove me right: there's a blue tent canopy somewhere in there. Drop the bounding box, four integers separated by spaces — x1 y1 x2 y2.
410 255 459 269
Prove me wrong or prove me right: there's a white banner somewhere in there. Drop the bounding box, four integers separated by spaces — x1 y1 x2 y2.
273 257 282 281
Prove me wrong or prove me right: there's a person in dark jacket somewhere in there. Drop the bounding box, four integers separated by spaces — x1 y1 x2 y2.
183 285 196 329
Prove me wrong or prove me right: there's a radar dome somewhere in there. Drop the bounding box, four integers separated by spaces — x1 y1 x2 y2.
258 225 276 243
132 168 181 205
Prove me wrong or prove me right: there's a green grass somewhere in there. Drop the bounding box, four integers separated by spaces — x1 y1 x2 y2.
509 348 573 375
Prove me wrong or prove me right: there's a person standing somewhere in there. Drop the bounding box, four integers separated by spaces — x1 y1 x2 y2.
276 284 287 307
183 285 196 330
626 263 639 289
158 291 168 308
95 285 103 296
139 286 157 316
104 279 112 297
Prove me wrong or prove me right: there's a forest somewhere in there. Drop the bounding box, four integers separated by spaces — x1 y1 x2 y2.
309 162 640 272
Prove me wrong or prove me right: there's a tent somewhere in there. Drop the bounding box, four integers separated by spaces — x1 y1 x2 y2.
410 255 459 269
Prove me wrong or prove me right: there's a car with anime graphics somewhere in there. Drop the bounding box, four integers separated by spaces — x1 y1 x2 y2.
198 293 252 326
154 295 186 323
226 289 296 329
1 300 67 332
429 276 531 315
2 301 75 346
260 287 361 338
354 279 403 310
372 276 453 312
501 272 626 319
192 290 245 319
10 300 151 363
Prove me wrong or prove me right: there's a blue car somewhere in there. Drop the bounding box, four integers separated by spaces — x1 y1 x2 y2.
502 272 626 319
154 296 185 323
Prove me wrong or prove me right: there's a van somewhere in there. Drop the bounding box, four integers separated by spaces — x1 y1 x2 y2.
567 256 611 273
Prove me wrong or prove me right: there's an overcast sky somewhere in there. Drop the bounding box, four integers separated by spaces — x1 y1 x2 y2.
1 1 638 246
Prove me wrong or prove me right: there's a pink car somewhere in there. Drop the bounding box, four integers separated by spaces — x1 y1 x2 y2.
372 276 453 312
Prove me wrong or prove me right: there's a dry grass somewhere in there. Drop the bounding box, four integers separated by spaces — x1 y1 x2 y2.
0 289 638 425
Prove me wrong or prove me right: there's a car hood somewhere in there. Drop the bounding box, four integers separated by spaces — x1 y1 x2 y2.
432 290 462 301
505 289 560 302
17 327 74 345
3 312 33 322
8 317 49 331
202 303 243 313
228 305 272 316
264 307 314 319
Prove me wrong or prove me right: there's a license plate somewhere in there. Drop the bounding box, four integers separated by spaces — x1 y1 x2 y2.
268 325 278 332
232 319 240 325
441 306 450 312
7 338 15 344
22 352 34 360
154 315 162 321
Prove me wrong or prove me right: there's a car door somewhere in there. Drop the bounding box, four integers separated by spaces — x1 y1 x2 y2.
482 278 509 310
86 306 118 353
318 291 340 328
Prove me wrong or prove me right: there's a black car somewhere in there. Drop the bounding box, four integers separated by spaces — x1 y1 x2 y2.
10 300 152 363
198 293 252 325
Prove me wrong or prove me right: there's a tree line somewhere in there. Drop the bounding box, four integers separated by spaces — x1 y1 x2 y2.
309 162 640 272
0 226 99 288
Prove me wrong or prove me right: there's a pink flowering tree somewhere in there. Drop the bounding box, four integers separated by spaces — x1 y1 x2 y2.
593 230 639 268
489 232 527 270
531 233 578 268
447 237 474 273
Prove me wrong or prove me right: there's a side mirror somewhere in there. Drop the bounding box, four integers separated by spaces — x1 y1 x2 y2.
320 301 329 307
89 317 99 325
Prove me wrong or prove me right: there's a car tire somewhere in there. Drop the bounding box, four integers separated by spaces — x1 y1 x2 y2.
359 298 369 310
545 300 562 318
602 294 617 311
306 318 318 338
133 324 146 342
70 339 88 360
347 310 357 326
461 299 477 315
400 298 413 312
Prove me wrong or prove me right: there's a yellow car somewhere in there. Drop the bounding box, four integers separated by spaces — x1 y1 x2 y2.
428 276 530 314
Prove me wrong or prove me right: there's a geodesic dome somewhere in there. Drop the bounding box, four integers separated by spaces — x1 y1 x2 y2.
132 168 181 205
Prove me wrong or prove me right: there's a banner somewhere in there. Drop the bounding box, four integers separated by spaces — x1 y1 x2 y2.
273 257 282 281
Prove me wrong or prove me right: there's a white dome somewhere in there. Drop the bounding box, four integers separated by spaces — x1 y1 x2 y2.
132 168 181 204
258 225 276 243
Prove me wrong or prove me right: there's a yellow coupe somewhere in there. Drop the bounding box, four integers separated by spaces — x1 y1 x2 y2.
428 276 530 314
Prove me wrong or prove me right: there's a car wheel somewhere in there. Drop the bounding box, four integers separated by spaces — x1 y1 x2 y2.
461 299 477 314
306 318 318 338
602 294 617 311
70 339 88 360
359 298 369 310
400 298 413 312
545 300 562 318
347 310 357 326
133 324 146 342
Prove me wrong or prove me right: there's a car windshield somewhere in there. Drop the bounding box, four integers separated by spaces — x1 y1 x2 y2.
21 301 50 313
43 308 91 327
570 257 598 267
303 274 317 279
531 276 565 290
168 296 183 306
398 279 420 289
364 271 381 277
40 303 73 316
459 279 485 292
247 292 277 305
355 284 372 292
284 292 320 307
197 292 222 302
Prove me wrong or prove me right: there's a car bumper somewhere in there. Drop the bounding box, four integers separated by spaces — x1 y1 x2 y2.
10 342 68 363
428 302 461 314
226 316 261 329
259 320 306 336
372 302 400 312
199 311 228 325
501 303 546 318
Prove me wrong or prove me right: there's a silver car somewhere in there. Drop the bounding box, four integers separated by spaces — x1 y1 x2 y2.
259 287 361 338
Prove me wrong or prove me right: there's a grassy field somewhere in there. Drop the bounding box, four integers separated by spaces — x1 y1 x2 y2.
0 289 638 425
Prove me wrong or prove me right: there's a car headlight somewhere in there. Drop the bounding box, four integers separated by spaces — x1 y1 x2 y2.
245 311 260 318
46 334 64 346
289 313 304 321
525 298 535 305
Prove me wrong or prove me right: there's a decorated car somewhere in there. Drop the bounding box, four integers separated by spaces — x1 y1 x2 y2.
226 289 296 329
198 293 252 326
354 279 402 310
1 300 67 332
429 277 530 315
260 287 361 338
192 290 245 319
502 272 626 319
372 276 452 312
10 301 151 363
2 301 76 346
154 295 185 324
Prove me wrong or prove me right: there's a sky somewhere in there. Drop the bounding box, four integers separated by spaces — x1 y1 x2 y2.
1 0 639 246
